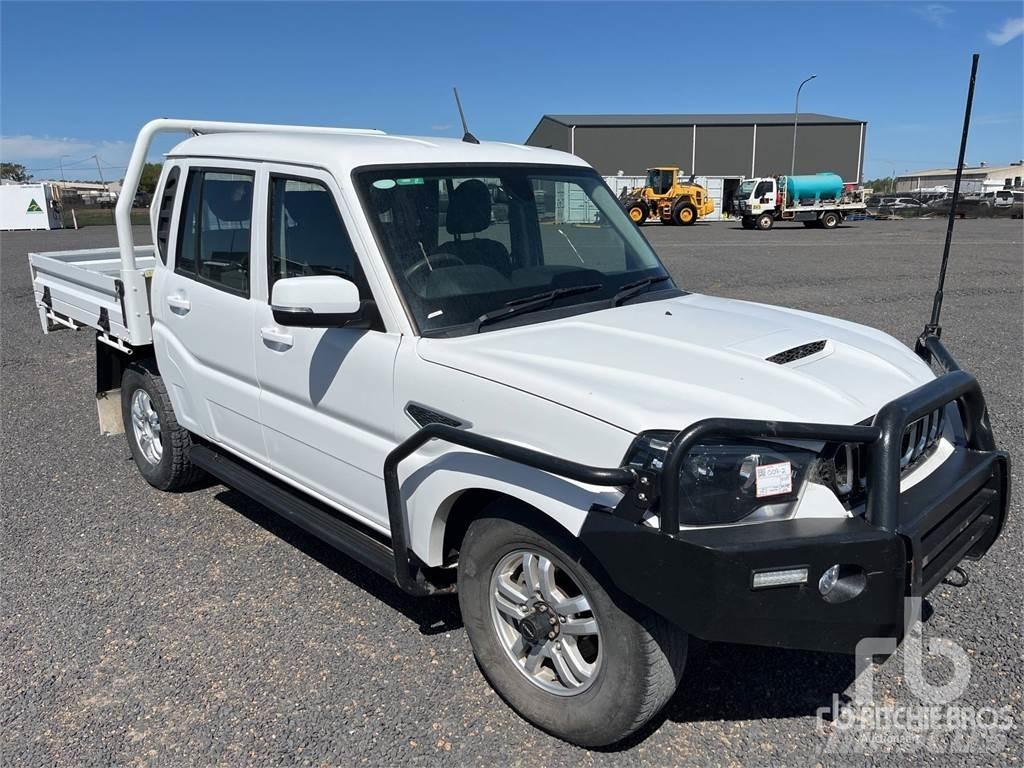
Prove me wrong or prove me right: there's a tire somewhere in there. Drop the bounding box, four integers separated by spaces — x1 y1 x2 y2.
821 211 841 229
672 203 697 226
458 512 686 747
626 203 647 225
121 359 204 491
755 212 774 230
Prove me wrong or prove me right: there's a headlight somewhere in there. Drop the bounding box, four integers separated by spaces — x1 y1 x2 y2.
624 431 819 526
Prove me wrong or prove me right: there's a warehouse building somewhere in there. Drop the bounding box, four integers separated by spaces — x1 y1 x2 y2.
526 113 867 219
894 162 1024 194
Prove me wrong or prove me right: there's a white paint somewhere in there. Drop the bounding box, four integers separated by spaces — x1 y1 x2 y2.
0 183 61 231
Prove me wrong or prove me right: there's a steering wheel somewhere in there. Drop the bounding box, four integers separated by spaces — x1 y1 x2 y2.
403 252 466 281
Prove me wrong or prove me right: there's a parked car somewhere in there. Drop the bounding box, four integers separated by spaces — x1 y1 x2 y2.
26 119 1010 748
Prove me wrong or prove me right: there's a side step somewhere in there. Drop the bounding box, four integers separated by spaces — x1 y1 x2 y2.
189 444 398 584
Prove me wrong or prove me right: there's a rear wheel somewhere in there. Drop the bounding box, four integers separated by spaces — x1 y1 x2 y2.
821 211 841 229
672 203 697 226
121 360 204 491
627 203 647 225
755 212 774 230
458 512 686 747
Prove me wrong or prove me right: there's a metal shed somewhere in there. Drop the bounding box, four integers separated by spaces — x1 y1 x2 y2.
526 113 867 184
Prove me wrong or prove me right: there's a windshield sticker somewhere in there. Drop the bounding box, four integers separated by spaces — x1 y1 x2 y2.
755 462 792 498
372 179 397 190
396 177 424 186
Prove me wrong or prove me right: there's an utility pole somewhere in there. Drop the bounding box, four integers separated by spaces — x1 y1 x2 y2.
59 155 69 184
791 74 817 176
93 155 108 193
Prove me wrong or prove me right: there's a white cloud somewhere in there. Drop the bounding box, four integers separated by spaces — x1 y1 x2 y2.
988 17 1024 46
0 135 134 176
914 3 953 27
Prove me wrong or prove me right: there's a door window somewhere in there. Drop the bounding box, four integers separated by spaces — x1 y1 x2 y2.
754 181 774 198
175 169 254 296
267 176 366 292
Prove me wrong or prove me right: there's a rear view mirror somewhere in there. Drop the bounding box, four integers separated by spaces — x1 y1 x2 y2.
271 275 362 327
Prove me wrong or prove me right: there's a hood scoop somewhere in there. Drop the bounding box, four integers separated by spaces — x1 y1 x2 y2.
767 340 827 365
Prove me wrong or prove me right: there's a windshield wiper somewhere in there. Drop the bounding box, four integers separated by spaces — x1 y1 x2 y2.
610 275 672 306
475 283 603 332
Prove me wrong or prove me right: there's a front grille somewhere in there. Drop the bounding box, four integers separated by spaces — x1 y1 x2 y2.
820 406 947 508
767 340 827 365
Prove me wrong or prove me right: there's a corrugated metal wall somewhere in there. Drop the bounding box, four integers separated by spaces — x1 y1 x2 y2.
529 119 865 183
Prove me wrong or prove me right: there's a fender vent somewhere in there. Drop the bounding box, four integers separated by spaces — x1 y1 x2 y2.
767 340 827 365
405 403 463 429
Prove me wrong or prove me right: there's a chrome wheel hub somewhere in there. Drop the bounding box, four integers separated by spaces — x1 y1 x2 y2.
130 389 162 466
489 549 601 696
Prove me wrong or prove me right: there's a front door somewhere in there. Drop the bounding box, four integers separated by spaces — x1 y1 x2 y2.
154 164 265 462
254 167 400 532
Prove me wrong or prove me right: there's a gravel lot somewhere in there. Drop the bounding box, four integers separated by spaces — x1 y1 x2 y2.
2 218 1021 766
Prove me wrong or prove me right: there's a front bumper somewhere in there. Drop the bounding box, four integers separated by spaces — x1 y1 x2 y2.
580 341 1009 654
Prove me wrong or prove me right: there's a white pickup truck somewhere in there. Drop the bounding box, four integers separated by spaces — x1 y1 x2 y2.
29 119 1008 747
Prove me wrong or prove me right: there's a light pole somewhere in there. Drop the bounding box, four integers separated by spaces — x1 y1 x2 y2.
59 154 70 184
791 74 817 176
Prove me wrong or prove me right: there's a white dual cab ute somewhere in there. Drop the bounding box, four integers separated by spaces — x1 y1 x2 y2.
29 119 1008 747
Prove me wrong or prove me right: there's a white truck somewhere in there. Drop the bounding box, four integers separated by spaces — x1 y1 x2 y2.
28 119 1009 747
732 173 870 230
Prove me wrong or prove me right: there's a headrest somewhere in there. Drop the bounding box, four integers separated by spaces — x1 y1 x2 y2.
204 179 252 222
446 179 492 235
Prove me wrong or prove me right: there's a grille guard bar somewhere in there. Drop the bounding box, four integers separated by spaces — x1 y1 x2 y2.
383 336 994 592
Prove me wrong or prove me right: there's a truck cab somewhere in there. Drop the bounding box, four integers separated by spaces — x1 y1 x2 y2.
27 119 1009 748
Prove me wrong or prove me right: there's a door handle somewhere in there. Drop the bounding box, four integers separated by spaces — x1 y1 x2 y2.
260 326 294 349
166 295 191 313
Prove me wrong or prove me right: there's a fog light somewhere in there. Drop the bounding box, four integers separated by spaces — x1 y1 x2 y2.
752 567 808 589
819 564 841 595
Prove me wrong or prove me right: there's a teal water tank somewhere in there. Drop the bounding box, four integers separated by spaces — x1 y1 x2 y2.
784 173 844 204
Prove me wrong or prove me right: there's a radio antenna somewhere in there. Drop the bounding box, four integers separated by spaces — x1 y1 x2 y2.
920 53 979 353
453 88 480 145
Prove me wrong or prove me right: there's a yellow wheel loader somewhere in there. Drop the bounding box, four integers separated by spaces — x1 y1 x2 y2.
620 167 715 226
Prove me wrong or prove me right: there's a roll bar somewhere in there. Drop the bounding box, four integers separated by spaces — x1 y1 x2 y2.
114 118 384 334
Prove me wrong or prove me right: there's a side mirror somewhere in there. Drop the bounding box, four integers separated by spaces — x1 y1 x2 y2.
271 275 362 327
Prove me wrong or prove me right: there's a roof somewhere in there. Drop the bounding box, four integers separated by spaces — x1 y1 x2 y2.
539 113 864 127
895 163 1024 178
167 131 588 173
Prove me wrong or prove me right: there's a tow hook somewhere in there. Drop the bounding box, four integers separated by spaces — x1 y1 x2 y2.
943 565 969 588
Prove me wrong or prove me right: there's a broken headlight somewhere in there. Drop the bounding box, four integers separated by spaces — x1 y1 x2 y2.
624 431 818 526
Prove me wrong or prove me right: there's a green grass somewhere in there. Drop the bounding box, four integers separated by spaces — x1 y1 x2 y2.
66 208 148 228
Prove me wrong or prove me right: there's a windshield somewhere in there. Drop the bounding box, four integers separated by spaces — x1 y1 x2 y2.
737 180 757 199
355 165 675 335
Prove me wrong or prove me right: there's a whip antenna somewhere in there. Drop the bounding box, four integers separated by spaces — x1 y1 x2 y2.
920 53 979 352
453 88 479 145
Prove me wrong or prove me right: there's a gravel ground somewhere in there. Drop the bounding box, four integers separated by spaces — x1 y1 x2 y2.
2 218 1021 766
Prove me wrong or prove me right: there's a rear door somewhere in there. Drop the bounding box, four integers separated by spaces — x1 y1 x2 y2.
253 165 400 531
153 163 266 462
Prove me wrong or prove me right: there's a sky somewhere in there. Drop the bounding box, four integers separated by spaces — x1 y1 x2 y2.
2 1 1022 182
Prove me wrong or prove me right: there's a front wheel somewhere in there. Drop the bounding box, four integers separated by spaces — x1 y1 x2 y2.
458 513 686 747
121 360 204 491
755 212 775 230
626 203 647 225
